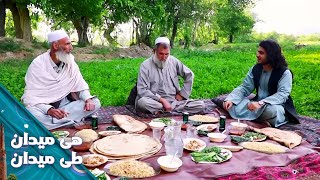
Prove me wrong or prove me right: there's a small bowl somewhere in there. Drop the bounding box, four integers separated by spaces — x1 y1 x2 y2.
229 122 248 135
207 133 227 143
157 155 183 172
72 137 93 151
149 121 166 130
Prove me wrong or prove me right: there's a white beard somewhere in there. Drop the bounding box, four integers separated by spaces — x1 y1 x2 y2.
55 50 74 64
153 55 168 69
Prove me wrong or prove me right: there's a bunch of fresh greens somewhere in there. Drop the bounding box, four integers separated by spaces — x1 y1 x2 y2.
242 132 267 141
89 169 107 180
153 118 172 125
106 126 121 131
197 129 209 136
191 146 228 163
119 177 131 180
230 135 250 144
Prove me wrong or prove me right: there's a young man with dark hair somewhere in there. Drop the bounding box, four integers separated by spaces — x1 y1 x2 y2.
223 40 299 127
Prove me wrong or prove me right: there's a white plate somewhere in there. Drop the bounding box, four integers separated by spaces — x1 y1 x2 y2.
82 154 108 167
183 138 206 152
191 148 232 164
196 124 218 132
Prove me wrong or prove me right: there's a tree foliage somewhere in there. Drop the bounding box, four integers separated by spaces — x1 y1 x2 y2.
1 0 257 47
214 0 255 43
37 0 106 46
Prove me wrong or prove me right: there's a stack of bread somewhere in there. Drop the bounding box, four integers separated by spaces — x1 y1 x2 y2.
90 133 162 160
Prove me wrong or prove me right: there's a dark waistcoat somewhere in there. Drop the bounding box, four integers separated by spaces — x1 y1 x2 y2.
252 64 299 123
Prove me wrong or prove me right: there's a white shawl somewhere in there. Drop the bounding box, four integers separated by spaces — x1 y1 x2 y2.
22 51 89 107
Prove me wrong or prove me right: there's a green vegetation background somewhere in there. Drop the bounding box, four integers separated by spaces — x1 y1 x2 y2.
0 43 319 119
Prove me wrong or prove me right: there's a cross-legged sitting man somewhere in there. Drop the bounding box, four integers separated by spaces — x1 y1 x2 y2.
22 30 101 130
135 37 205 114
223 40 299 127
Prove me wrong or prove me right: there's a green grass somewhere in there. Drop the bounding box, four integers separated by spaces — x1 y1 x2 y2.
0 43 319 119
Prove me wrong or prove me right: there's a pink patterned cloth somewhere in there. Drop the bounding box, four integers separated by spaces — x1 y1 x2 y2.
218 153 320 180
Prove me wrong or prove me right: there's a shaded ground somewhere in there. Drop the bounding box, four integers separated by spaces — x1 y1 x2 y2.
0 38 153 61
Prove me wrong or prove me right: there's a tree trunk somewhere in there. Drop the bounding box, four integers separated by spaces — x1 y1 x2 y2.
213 32 219 44
137 20 152 47
131 19 136 45
170 16 179 48
229 34 233 43
0 0 5 37
7 4 23 39
103 22 116 45
17 6 32 42
72 17 90 46
133 18 140 45
191 20 199 45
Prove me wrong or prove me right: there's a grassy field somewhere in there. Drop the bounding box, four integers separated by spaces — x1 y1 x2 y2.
0 43 319 119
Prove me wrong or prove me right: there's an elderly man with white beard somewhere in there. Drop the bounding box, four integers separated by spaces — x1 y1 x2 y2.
22 30 101 130
135 37 205 114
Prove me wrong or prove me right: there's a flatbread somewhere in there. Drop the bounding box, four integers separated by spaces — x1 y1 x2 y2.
90 140 162 160
189 115 219 123
95 134 160 157
112 115 147 133
240 142 287 154
249 127 302 149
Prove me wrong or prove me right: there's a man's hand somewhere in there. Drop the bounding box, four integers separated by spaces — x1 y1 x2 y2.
47 108 69 119
84 99 95 111
247 101 262 111
175 93 184 101
223 101 234 110
159 98 172 112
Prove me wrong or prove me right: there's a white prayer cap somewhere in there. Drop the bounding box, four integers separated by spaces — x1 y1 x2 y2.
155 37 170 45
47 30 69 43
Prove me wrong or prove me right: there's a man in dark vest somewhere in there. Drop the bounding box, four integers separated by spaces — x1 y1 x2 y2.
223 40 299 127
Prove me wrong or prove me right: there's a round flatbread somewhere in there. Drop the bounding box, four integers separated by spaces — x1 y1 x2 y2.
90 140 162 160
189 115 219 123
95 134 160 157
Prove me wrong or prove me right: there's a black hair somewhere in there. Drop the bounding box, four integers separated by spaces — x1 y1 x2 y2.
259 40 288 69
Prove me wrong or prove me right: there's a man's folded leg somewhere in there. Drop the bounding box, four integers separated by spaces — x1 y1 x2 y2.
136 97 163 114
59 97 101 123
175 100 205 114
27 97 101 130
26 106 74 130
255 104 287 127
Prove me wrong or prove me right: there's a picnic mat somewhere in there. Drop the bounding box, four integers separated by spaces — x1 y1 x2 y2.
55 119 318 180
218 152 320 180
94 105 320 147
95 99 217 123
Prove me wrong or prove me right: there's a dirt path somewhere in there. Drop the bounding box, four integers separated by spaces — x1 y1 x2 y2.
0 38 153 62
